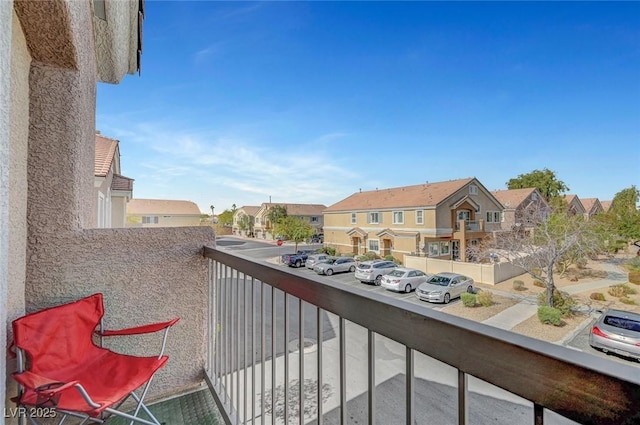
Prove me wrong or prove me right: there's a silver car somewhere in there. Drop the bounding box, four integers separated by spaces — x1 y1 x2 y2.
381 268 432 293
313 257 356 276
589 309 640 361
415 272 474 304
306 253 332 270
355 260 397 285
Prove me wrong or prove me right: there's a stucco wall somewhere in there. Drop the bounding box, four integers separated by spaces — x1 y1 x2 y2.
25 226 215 400
0 2 12 422
403 255 525 285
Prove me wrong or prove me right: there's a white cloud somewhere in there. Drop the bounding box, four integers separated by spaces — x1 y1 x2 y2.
103 122 360 212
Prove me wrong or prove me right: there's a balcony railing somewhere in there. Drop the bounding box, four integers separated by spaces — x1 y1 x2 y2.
203 246 640 425
455 220 481 231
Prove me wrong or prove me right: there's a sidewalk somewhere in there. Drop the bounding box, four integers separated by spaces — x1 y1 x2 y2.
481 262 629 333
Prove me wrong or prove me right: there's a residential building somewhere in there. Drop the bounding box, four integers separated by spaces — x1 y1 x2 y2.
491 188 550 232
580 197 605 218
323 178 504 261
600 200 613 212
232 205 260 236
94 132 134 228
126 199 203 227
253 203 326 239
1 1 214 420
564 194 587 216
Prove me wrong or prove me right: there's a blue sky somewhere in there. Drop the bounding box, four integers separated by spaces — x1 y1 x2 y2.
97 1 640 214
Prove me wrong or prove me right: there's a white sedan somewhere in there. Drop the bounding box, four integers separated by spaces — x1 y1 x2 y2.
381 268 432 293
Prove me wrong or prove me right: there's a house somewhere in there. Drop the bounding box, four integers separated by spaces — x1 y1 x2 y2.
232 205 260 236
564 194 587 216
491 187 550 232
600 200 613 212
323 178 504 261
126 199 203 227
580 197 605 218
1 1 214 418
94 132 134 228
253 203 326 239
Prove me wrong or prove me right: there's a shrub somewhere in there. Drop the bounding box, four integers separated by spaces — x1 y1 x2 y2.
384 254 395 262
537 306 562 326
513 280 525 291
362 251 379 261
531 267 542 277
537 290 576 316
320 247 337 256
589 292 606 301
533 280 545 288
576 258 588 269
460 293 477 307
629 271 640 285
626 257 640 272
620 297 636 305
477 290 494 307
608 284 637 298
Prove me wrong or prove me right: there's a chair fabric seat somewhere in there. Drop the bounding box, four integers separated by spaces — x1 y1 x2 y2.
18 348 168 415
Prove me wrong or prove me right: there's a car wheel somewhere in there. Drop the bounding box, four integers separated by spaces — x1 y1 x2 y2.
326 269 334 276
374 275 382 286
349 265 355 272
295 260 301 268
467 285 474 294
443 293 451 304
405 284 412 293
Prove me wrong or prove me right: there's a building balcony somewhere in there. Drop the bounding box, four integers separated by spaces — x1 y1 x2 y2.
454 220 484 232
199 246 640 425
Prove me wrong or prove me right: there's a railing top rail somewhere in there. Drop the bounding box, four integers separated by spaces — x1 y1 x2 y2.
204 246 640 425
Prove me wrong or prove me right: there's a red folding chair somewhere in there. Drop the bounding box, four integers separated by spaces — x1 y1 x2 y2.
10 293 179 425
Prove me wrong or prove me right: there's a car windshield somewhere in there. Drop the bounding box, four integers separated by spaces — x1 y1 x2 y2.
427 275 451 286
388 270 406 278
604 315 640 332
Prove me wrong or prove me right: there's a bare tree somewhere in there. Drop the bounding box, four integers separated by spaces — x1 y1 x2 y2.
489 200 602 308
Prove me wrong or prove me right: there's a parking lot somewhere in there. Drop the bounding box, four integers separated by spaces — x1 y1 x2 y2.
281 260 449 311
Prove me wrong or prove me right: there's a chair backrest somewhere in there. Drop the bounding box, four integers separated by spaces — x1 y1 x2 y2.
12 294 105 375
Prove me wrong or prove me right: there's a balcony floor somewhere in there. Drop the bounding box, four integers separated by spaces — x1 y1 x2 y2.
108 387 222 425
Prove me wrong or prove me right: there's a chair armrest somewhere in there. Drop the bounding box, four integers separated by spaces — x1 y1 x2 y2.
97 318 179 337
13 371 101 409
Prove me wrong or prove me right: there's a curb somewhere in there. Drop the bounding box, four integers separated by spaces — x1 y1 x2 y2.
557 313 598 346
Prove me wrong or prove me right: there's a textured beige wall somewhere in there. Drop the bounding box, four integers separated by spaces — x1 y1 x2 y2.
0 2 12 422
128 214 203 228
111 195 128 228
25 227 215 399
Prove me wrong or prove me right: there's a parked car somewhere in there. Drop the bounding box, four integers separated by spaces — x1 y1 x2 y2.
415 272 474 304
355 260 397 285
306 253 332 269
281 249 315 268
314 257 356 276
381 268 432 293
310 233 324 243
589 308 640 361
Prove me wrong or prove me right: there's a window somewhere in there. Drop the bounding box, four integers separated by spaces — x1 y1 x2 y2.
368 239 380 252
416 210 423 225
368 212 380 224
351 212 357 224
531 192 539 201
469 185 478 195
440 242 450 255
457 210 471 222
428 242 440 257
255 217 261 224
486 211 502 223
392 211 404 224
142 216 159 224
310 216 319 223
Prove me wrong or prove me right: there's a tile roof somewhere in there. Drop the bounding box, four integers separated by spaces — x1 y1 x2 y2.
95 133 119 177
127 199 202 215
491 188 537 209
580 198 600 214
324 178 475 212
600 200 612 212
111 174 134 191
239 206 260 216
261 203 327 216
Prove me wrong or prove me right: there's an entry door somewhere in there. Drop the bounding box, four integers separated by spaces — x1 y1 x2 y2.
382 239 392 257
452 240 460 260
352 237 360 255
